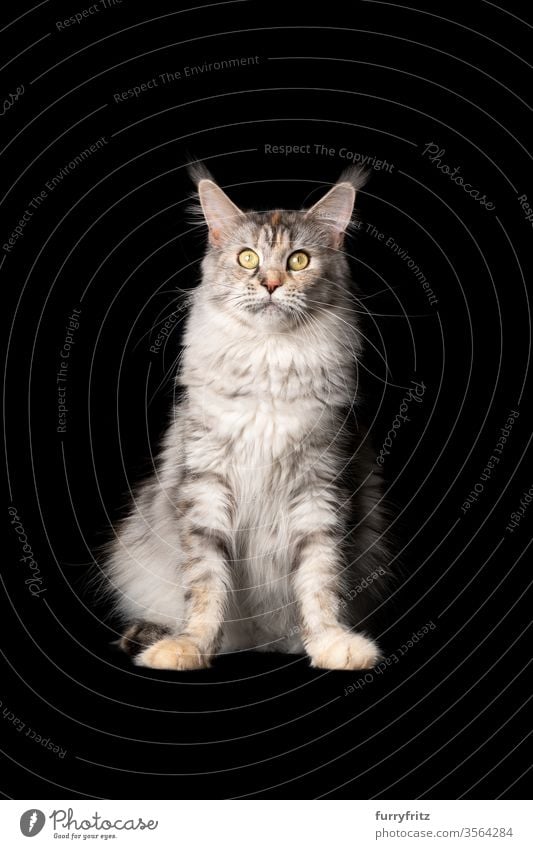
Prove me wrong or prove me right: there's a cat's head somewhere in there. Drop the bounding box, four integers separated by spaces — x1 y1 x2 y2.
191 167 367 329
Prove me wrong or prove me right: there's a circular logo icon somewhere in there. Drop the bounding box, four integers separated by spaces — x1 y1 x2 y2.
20 810 46 837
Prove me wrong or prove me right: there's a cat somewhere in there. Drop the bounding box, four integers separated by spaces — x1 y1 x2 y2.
104 165 390 671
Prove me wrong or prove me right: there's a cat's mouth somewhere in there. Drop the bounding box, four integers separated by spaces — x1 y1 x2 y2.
242 297 295 322
254 298 285 313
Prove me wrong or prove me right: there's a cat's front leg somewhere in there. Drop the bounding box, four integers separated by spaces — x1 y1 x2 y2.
292 529 381 671
135 477 232 671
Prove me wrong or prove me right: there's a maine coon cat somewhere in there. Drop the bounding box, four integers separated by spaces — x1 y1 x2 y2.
105 166 389 670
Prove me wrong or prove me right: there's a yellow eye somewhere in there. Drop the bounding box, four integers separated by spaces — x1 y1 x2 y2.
287 251 309 271
238 248 259 269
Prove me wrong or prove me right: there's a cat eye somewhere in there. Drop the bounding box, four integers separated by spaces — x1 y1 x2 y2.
287 251 310 271
238 248 260 269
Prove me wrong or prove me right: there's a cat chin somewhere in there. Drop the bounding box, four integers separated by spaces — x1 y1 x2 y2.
253 313 294 332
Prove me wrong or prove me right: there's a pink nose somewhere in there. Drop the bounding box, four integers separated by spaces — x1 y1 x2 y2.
261 276 283 295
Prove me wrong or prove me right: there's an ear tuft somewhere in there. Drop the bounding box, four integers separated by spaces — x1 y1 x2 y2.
187 160 215 187
187 163 243 246
306 167 368 246
336 165 369 194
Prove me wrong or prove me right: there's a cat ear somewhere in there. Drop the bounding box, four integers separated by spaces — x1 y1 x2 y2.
306 169 367 246
197 179 244 246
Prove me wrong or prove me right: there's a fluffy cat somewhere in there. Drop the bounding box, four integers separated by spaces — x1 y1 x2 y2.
105 166 389 671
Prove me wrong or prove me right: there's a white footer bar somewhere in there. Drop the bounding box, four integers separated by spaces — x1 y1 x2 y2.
2 800 531 848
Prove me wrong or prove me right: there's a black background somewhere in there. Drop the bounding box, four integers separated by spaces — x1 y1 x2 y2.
2 0 532 799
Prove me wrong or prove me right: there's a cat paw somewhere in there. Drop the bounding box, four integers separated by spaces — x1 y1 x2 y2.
118 621 171 657
307 628 380 670
134 636 211 671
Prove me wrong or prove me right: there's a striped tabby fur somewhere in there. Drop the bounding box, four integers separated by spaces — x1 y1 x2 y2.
105 167 389 670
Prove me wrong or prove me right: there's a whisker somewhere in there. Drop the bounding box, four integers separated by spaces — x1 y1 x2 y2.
305 295 433 320
132 296 192 352
297 308 397 392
